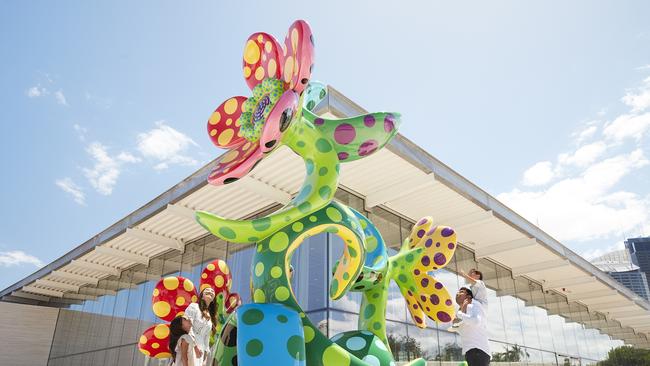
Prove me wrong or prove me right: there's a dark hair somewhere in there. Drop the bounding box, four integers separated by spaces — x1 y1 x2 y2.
169 316 188 360
470 269 483 280
459 287 474 299
199 287 217 333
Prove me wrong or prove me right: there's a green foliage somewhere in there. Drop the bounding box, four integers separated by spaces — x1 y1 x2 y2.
490 344 529 362
598 346 650 366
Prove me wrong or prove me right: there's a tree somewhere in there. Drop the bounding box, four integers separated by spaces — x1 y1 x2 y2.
597 346 650 366
490 344 529 362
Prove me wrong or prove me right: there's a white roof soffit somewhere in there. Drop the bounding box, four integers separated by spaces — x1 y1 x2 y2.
1 85 648 344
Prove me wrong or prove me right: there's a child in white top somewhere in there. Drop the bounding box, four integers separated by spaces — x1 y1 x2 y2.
169 315 197 366
460 268 487 307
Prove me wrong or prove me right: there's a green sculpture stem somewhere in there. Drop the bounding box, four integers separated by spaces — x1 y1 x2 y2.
196 118 339 244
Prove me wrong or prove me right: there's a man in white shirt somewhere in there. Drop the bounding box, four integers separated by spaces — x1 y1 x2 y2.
454 287 490 365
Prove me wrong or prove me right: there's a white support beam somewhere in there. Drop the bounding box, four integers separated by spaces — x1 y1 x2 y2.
241 175 292 205
365 173 436 208
438 210 494 230
543 276 596 290
78 287 117 297
567 289 618 302
475 237 538 259
51 270 99 285
22 286 64 298
125 227 184 252
63 292 97 301
166 204 196 221
35 279 80 292
596 303 641 312
69 260 121 277
11 291 50 302
614 313 650 320
511 259 571 277
94 246 149 265
579 295 628 306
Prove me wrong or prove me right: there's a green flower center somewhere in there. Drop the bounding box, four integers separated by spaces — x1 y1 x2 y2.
240 78 284 142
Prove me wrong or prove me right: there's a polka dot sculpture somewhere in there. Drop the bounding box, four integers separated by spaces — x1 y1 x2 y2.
138 323 171 359
138 262 242 359
195 19 458 366
152 276 198 322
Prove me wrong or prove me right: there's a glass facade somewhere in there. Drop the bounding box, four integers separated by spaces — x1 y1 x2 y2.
47 190 626 365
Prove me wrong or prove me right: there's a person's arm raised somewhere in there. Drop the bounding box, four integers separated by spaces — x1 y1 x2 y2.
459 269 477 284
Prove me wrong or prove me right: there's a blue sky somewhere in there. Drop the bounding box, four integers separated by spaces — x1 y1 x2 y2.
1 1 649 289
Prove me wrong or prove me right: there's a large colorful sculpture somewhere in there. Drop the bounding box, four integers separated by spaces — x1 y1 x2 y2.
196 20 458 366
138 260 241 359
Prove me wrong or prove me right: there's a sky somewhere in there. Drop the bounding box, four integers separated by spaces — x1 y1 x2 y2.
0 1 649 290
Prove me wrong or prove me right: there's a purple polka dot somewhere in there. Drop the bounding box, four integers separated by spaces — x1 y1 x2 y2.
445 299 452 306
434 253 447 265
430 294 440 305
421 278 429 287
333 123 356 145
441 228 455 237
384 114 395 133
314 118 325 126
414 315 423 324
337 152 349 160
420 295 427 302
414 269 420 275
437 311 451 323
435 242 441 247
416 229 425 238
407 290 413 296
425 239 433 247
426 226 438 235
363 115 376 127
435 282 443 290
417 218 428 226
421 256 430 267
448 243 455 249
358 139 378 156
412 303 419 309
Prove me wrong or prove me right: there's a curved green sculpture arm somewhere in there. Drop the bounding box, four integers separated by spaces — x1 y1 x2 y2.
196 119 339 243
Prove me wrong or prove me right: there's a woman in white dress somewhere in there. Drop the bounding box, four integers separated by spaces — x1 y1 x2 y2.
169 315 196 366
184 287 216 366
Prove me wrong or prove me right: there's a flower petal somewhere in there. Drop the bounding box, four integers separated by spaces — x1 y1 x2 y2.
208 96 248 149
310 112 401 163
207 141 262 185
410 219 457 273
243 32 283 90
282 20 314 94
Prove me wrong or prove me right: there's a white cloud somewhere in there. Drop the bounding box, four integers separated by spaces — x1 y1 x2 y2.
137 121 198 170
522 161 555 186
558 141 608 167
574 124 598 144
26 85 48 98
83 142 140 195
500 150 649 242
55 177 86 205
622 76 650 113
0 250 43 268
603 112 650 142
54 90 68 106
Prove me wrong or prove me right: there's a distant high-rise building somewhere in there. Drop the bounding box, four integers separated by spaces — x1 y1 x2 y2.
591 248 650 301
626 237 650 277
